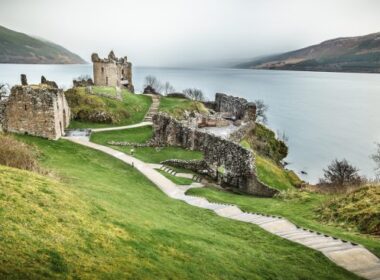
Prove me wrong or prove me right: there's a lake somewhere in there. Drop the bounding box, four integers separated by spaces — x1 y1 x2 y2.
0 63 379 183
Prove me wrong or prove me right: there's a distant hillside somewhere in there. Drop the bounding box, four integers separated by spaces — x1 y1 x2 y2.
0 25 86 64
236 32 380 73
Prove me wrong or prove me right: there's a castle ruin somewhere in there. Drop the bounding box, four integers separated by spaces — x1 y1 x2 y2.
91 51 134 92
0 75 70 140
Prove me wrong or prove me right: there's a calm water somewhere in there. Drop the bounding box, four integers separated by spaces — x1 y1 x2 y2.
1 64 379 183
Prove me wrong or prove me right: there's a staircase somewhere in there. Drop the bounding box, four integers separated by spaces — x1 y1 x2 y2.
144 94 160 122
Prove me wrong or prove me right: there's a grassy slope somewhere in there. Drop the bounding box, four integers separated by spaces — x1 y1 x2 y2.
156 169 194 185
0 25 85 64
92 86 117 96
159 97 208 119
1 134 359 279
256 155 301 191
90 126 203 164
69 88 152 129
187 186 380 257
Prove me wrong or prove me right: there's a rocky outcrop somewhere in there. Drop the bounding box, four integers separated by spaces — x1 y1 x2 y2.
152 113 277 196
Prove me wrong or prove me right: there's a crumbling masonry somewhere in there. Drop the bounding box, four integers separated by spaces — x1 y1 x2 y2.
0 76 70 140
153 114 278 197
91 50 134 92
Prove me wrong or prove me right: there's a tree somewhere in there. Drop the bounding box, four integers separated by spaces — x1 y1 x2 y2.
371 143 380 178
144 75 162 93
163 81 175 95
320 159 362 186
183 88 204 101
254 99 268 124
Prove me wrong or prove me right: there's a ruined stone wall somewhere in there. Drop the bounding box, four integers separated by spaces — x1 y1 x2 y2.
204 93 256 122
152 113 277 196
2 85 70 140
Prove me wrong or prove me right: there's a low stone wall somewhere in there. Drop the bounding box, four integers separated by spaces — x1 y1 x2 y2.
161 159 212 175
152 113 277 196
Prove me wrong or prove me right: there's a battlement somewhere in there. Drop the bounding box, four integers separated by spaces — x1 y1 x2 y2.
91 51 134 92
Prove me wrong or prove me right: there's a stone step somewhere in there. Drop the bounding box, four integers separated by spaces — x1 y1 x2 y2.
354 263 380 279
214 205 242 217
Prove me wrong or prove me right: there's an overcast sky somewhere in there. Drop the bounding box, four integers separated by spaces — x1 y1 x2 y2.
1 0 380 66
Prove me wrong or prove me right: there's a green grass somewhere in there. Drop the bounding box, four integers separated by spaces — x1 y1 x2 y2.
256 155 301 191
91 126 203 164
68 87 151 129
156 169 194 185
1 134 361 279
159 97 208 119
92 86 117 96
187 186 380 257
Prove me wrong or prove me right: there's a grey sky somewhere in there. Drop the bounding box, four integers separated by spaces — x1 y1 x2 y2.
1 0 380 66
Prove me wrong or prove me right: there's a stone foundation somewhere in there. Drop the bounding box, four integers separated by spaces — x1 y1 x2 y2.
152 113 277 196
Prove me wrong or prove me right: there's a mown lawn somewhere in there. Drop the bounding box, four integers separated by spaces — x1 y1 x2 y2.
90 126 203 163
68 88 151 129
0 134 360 279
187 186 380 257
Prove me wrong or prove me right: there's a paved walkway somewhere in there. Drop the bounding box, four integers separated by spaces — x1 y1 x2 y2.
91 121 152 133
64 135 380 280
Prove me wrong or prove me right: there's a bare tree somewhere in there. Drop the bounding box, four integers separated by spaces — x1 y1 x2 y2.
183 88 204 101
144 75 162 93
163 81 175 95
254 99 268 124
371 143 380 179
320 159 362 187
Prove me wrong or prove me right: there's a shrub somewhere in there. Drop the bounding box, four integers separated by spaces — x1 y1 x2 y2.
317 186 380 235
0 134 41 172
183 88 204 101
320 159 363 187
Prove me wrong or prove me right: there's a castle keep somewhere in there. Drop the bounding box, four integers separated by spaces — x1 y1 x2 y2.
0 76 70 140
91 51 134 92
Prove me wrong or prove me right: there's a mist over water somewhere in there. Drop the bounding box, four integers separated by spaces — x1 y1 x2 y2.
1 63 379 183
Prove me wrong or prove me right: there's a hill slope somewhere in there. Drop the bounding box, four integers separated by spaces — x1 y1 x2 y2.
0 25 85 64
236 32 380 73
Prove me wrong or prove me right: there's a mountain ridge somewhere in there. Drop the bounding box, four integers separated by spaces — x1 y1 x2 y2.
0 25 86 64
235 32 380 73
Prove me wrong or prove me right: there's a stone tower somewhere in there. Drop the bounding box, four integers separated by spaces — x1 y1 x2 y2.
0 75 71 140
91 51 134 92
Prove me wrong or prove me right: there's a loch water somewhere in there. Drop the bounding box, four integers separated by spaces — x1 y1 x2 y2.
1 63 379 183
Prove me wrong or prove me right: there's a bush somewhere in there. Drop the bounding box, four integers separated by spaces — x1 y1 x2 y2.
183 88 204 101
317 186 380 235
0 134 41 172
320 159 363 187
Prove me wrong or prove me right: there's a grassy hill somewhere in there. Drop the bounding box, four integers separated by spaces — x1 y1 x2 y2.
236 31 380 73
0 134 360 279
0 25 85 64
